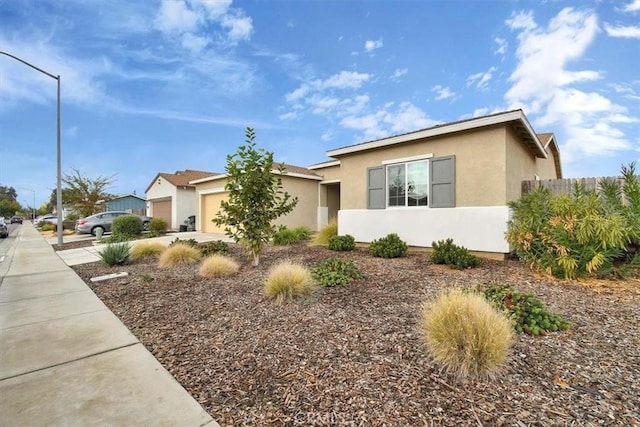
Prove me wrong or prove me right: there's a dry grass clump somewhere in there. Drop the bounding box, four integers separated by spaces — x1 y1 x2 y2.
264 260 317 303
422 288 513 380
311 217 338 245
131 241 167 260
158 243 202 268
199 254 240 278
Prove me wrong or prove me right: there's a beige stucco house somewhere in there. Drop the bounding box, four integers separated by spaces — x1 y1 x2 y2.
190 164 322 233
310 109 562 258
145 169 218 230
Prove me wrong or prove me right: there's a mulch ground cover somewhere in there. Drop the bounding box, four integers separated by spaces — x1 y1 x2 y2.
70 243 640 426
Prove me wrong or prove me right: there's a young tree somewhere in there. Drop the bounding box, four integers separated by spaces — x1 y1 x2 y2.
0 185 18 202
62 168 115 218
214 127 298 266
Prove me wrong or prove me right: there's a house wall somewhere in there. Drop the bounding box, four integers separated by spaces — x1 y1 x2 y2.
536 146 560 180
146 176 177 227
313 163 341 181
339 206 511 254
505 126 539 203
175 187 197 229
337 126 509 209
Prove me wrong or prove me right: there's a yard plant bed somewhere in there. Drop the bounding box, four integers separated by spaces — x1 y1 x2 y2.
71 243 640 426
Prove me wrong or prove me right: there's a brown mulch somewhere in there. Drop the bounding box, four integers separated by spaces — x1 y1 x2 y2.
51 240 96 251
71 244 640 426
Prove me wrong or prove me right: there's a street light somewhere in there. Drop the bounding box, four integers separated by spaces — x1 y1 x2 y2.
20 187 36 221
0 50 63 245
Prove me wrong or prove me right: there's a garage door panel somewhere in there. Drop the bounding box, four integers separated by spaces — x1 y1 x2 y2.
152 199 172 229
203 193 227 233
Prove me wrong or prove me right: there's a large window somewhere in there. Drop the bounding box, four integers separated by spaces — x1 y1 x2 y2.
387 160 429 207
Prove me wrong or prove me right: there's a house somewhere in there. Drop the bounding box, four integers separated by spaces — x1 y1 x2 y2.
145 169 218 230
190 163 323 233
104 193 147 216
310 109 562 259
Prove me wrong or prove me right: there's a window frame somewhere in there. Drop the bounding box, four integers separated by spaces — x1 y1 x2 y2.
385 159 430 208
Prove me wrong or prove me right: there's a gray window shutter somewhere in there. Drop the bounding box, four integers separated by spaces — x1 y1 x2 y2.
367 166 385 209
430 155 455 208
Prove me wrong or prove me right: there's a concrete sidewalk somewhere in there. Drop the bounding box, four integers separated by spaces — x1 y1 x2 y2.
0 224 218 426
55 231 232 266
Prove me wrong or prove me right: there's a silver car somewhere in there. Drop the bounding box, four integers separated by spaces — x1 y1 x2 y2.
75 211 151 236
0 217 8 238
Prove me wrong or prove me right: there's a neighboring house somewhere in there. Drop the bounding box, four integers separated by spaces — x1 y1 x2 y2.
310 109 562 259
190 163 323 233
104 194 147 216
146 169 218 230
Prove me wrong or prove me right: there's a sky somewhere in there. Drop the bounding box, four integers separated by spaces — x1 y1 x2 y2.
0 0 639 208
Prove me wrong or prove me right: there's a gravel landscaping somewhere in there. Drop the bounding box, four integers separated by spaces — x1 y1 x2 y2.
70 243 640 426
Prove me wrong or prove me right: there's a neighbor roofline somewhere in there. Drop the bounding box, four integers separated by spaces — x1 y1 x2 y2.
308 160 341 169
326 109 547 158
189 169 322 185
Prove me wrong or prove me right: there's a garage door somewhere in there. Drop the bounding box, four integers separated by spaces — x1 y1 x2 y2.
152 199 172 229
202 192 227 233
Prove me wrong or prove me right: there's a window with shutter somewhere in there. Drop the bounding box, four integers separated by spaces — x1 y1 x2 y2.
367 166 385 209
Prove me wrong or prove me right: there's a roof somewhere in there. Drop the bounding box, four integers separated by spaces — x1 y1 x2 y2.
145 169 219 193
106 193 146 202
189 163 322 185
326 109 548 159
537 133 563 179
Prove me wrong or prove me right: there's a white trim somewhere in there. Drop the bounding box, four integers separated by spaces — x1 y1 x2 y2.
308 160 340 169
271 170 323 181
381 153 433 165
319 179 340 185
190 174 228 185
327 110 546 158
198 187 226 196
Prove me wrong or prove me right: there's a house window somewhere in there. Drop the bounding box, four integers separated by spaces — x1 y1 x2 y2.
387 160 429 207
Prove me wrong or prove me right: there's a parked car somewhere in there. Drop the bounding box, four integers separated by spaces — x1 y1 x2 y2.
10 216 23 224
75 211 152 236
34 214 57 227
0 218 8 238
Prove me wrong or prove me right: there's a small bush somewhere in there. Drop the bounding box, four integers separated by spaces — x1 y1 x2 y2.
273 225 311 245
422 288 513 380
169 237 199 248
158 243 202 268
131 241 167 260
41 223 54 232
112 215 143 240
328 234 356 251
311 218 338 245
482 283 571 336
431 238 480 270
199 254 240 278
148 217 168 235
199 240 229 256
311 258 364 287
99 242 131 266
102 233 133 244
369 233 407 258
264 260 317 303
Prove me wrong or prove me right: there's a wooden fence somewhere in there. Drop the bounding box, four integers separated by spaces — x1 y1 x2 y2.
521 177 623 196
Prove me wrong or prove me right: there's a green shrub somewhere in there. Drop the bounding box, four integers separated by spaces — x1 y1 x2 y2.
99 242 131 266
264 260 317 303
148 217 168 235
41 223 54 232
131 241 166 260
199 240 229 256
369 233 407 258
158 243 201 267
328 234 356 251
311 218 338 245
311 258 365 286
430 238 480 270
112 215 143 240
273 225 311 245
199 254 240 278
103 233 133 244
481 283 571 336
422 288 513 380
169 237 199 248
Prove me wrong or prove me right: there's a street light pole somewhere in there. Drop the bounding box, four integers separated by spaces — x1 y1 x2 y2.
20 187 36 221
1 50 63 244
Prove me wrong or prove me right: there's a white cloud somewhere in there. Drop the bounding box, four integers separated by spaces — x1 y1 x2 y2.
155 0 199 34
193 0 233 18
279 111 299 120
221 12 253 42
604 24 640 38
181 33 209 53
321 131 334 141
364 38 383 52
466 67 496 90
390 68 408 81
494 37 507 55
285 86 310 102
308 96 341 114
505 8 634 166
317 71 371 90
432 85 456 101
622 0 640 12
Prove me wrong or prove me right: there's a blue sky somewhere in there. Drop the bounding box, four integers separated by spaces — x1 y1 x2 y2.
0 0 639 207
